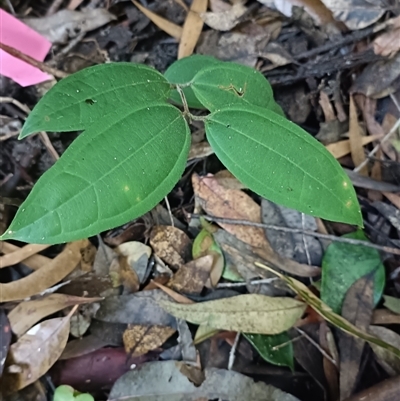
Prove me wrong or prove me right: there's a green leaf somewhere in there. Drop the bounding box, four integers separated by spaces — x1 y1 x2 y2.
244 332 294 370
160 294 306 335
321 230 385 314
191 62 274 112
383 295 400 315
2 104 190 244
164 54 222 109
205 106 362 226
20 63 170 138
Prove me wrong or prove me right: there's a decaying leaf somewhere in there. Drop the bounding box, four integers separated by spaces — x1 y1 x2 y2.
150 226 192 269
169 255 213 294
8 293 101 337
123 324 175 356
0 240 86 302
256 262 400 359
159 294 306 335
369 326 400 376
201 2 247 31
338 275 374 399
178 0 208 59
0 309 12 377
108 360 301 400
2 315 71 393
0 243 50 268
23 8 116 43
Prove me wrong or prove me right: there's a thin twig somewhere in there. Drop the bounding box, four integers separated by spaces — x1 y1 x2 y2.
217 278 278 288
354 117 400 172
0 42 68 79
228 332 241 370
189 214 400 256
0 97 60 161
164 196 174 227
296 328 337 367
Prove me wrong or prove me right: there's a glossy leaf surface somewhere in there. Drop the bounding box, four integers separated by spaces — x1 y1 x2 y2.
191 62 274 112
2 104 190 244
164 54 222 109
20 63 170 138
205 107 362 226
321 230 385 314
244 332 294 370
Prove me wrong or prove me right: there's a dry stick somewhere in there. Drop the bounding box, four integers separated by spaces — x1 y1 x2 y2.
0 42 69 79
217 277 278 288
189 214 400 256
0 97 60 161
228 332 241 371
354 95 400 173
295 328 338 367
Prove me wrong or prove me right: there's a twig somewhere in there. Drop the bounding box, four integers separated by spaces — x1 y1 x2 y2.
0 97 60 161
0 42 68 79
4 0 15 15
296 328 337 367
189 214 400 256
293 19 391 61
354 115 400 173
164 196 174 227
228 332 240 370
217 278 278 288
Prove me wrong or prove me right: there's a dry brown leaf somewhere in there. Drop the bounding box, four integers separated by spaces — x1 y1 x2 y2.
383 192 400 210
326 135 381 159
178 0 208 59
372 309 400 325
192 173 271 251
0 243 50 268
152 281 194 304
109 254 140 293
169 255 213 294
0 240 86 302
214 170 246 190
0 242 51 270
188 141 214 161
373 15 400 58
132 0 182 40
349 96 368 175
8 294 101 337
123 324 176 356
192 173 320 277
150 226 192 269
201 2 247 31
369 325 400 376
2 314 72 394
319 90 336 122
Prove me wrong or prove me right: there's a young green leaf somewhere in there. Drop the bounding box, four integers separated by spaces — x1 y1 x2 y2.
205 106 362 226
321 230 385 314
164 54 222 109
20 63 170 138
1 104 190 244
191 62 274 112
159 294 306 335
244 332 294 370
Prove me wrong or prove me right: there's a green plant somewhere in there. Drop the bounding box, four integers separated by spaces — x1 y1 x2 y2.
53 385 94 401
0 55 362 244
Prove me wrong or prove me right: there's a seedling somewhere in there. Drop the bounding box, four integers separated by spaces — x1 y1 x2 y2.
0 55 362 244
53 385 94 401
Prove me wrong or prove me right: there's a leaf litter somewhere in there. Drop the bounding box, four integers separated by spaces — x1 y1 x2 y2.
1 1 400 400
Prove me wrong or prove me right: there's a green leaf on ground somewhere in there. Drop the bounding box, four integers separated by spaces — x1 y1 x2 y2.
383 295 400 315
20 63 170 138
191 62 274 112
205 106 362 226
321 230 385 314
160 294 306 335
1 104 190 244
164 54 222 109
244 332 294 370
